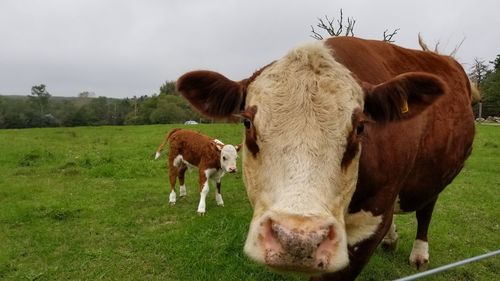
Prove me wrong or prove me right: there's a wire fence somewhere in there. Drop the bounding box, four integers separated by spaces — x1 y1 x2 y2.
393 249 500 281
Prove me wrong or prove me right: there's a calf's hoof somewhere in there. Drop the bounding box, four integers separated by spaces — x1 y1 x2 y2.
169 201 176 206
197 207 206 216
179 186 187 197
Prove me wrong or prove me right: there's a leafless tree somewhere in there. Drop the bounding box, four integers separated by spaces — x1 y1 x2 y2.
310 9 355 40
418 33 465 57
382 28 400 43
469 58 490 86
311 9 398 43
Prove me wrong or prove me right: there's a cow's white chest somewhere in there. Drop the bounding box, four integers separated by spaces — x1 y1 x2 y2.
345 210 383 246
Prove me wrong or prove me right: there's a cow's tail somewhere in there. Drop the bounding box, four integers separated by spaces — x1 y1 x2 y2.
154 128 182 160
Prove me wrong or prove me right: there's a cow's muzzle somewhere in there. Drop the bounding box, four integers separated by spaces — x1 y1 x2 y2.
257 215 341 272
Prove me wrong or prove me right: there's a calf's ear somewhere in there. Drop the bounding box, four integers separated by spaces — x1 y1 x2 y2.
234 144 242 152
362 72 445 122
177 70 244 119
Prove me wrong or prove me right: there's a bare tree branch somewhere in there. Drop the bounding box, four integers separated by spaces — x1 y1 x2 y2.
383 28 399 42
346 17 355 36
449 37 466 57
419 33 465 57
310 25 323 40
310 9 356 39
419 33 441 53
418 33 430 51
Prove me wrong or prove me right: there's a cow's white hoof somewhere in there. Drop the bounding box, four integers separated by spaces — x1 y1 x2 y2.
169 201 176 206
409 239 429 271
409 255 429 271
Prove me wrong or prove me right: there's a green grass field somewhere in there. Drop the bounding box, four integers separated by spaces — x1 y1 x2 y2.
0 124 498 281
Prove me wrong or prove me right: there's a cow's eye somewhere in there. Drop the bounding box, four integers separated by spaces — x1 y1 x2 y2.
222 156 227 161
243 118 252 129
356 123 365 135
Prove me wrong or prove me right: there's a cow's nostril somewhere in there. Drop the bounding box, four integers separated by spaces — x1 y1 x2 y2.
257 216 339 271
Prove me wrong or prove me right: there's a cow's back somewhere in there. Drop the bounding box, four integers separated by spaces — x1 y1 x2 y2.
326 37 475 212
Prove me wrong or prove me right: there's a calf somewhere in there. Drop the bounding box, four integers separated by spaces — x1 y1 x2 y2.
155 128 241 214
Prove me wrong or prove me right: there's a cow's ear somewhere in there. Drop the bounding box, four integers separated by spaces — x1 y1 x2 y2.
362 72 445 122
177 70 244 119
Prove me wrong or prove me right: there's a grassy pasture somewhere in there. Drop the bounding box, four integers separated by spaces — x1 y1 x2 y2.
0 124 498 281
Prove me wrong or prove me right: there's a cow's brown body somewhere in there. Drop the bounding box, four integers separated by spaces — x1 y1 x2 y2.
315 38 475 280
176 37 475 280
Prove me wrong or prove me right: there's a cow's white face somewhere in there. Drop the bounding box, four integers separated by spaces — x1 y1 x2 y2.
219 144 239 173
177 40 444 275
240 42 364 272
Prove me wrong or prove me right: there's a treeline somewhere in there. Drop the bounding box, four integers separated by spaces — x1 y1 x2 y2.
470 54 500 117
0 81 204 129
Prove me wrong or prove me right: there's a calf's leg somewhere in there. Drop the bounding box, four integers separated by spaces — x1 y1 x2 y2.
196 170 210 215
168 166 178 205
214 176 224 207
178 165 188 197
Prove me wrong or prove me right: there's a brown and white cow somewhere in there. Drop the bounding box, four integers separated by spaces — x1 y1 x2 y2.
175 37 475 280
155 128 241 214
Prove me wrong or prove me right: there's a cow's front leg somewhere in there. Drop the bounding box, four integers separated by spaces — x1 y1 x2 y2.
409 198 437 271
196 169 211 215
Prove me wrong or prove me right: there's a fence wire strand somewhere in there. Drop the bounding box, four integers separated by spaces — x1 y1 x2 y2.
393 249 500 281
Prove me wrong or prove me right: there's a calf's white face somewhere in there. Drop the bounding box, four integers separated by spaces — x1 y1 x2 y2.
219 144 239 173
241 42 364 273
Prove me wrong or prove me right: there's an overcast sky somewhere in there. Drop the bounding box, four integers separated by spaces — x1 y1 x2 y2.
1 0 499 98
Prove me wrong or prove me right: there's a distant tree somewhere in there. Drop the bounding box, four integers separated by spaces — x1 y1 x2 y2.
159 81 177 96
480 54 500 116
490 54 500 71
86 97 109 125
468 58 491 95
310 9 399 42
29 84 51 126
78 91 96 98
0 97 5 128
1 99 30 128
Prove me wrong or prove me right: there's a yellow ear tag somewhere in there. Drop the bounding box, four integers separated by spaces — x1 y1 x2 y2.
401 99 409 113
